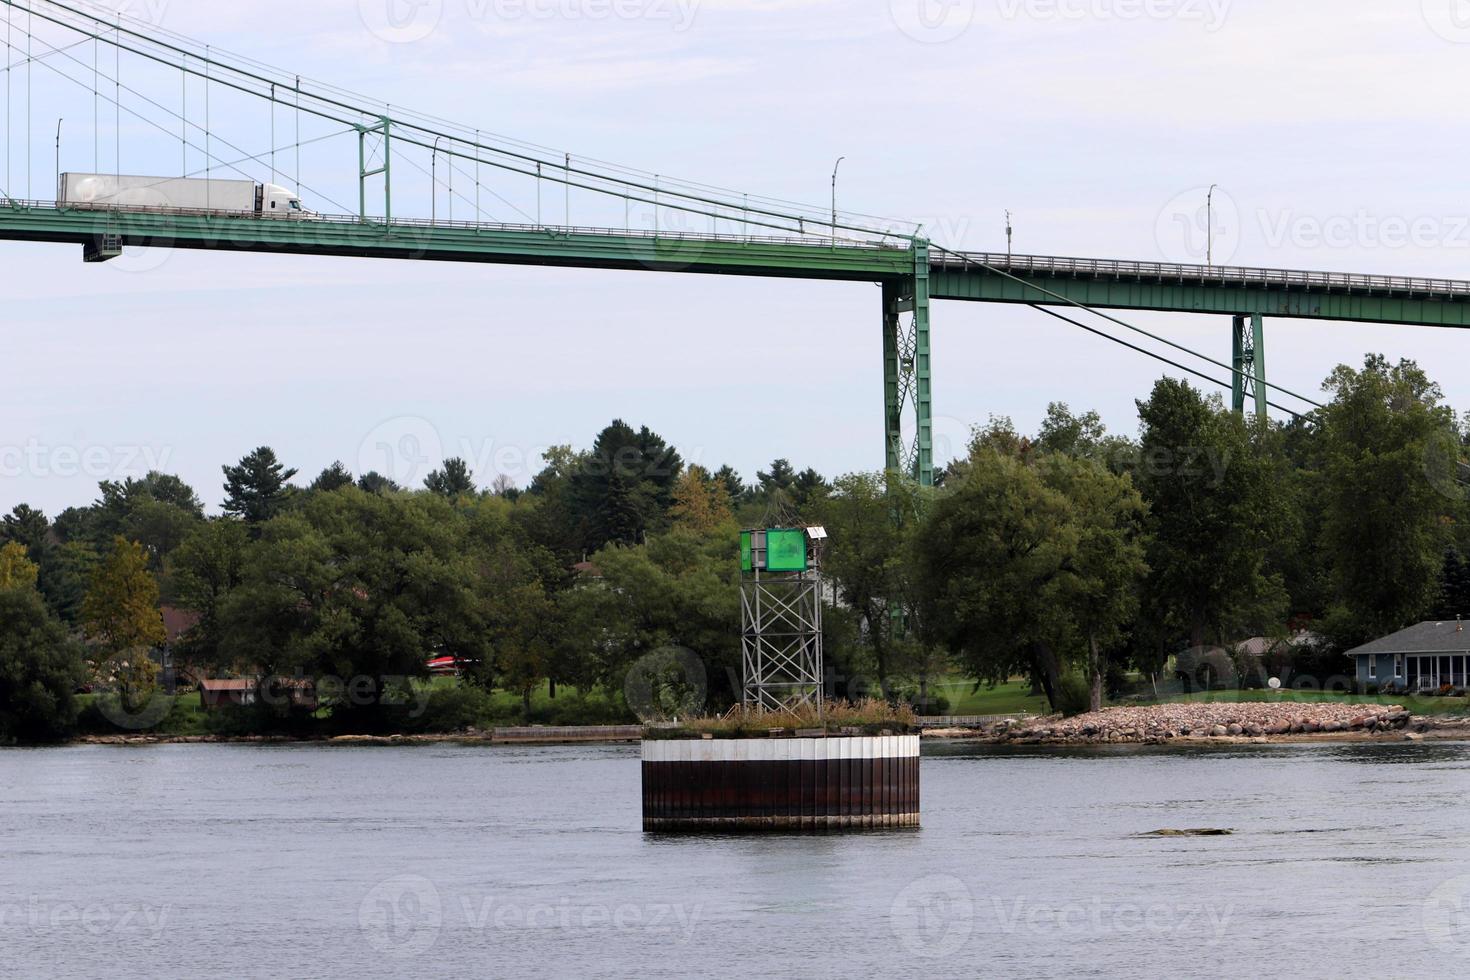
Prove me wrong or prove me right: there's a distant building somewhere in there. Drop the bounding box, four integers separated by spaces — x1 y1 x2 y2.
198 679 256 710
1346 621 1470 690
198 677 317 711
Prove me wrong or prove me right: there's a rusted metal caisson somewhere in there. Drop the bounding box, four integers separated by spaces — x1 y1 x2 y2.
642 735 920 832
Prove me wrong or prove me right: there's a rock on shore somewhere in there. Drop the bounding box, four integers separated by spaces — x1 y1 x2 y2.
992 702 1412 745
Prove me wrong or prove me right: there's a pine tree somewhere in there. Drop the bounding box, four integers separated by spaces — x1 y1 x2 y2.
310 461 355 493
425 457 477 497
222 447 298 529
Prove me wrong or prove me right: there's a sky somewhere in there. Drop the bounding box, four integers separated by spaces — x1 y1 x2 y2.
4 0 1470 513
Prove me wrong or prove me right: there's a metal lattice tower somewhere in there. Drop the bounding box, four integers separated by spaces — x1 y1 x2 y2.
740 528 824 712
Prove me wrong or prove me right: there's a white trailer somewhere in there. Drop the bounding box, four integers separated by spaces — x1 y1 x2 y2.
58 173 313 218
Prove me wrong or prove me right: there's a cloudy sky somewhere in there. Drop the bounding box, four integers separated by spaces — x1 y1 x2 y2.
4 0 1470 512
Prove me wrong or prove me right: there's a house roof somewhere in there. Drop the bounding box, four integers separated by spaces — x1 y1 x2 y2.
199 679 254 692
1345 621 1470 658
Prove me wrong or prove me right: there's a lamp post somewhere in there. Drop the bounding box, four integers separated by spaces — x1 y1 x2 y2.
831 156 845 244
1206 183 1218 268
54 119 63 201
1005 209 1013 261
431 136 442 224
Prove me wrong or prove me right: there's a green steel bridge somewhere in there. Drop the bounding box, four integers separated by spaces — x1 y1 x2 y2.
3 0 1469 488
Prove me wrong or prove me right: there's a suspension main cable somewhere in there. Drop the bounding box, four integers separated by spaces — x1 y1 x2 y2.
929 243 1324 409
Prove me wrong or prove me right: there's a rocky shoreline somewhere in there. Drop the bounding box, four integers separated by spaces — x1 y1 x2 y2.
931 703 1470 746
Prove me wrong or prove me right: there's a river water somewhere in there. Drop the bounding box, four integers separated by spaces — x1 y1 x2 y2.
3 740 1469 979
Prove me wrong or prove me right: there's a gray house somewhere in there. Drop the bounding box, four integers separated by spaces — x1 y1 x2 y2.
1346 620 1470 691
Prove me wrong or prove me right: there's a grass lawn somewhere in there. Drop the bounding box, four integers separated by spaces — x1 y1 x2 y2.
936 679 1051 717
1162 689 1470 716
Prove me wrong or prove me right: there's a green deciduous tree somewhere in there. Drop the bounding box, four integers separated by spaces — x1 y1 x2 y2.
820 472 926 704
0 541 40 591
0 587 85 743
1318 355 1456 644
171 519 251 670
1134 379 1287 653
82 537 167 657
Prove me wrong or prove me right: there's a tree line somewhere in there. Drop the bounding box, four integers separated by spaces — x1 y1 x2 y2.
0 354 1466 741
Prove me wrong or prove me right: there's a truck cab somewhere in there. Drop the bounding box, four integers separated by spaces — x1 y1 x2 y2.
260 182 315 219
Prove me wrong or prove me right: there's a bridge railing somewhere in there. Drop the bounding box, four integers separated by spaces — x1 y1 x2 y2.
0 198 903 252
938 250 1470 298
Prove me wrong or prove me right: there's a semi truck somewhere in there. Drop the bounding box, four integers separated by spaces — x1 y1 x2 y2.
58 173 315 218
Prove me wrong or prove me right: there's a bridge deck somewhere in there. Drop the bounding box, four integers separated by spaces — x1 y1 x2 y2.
931 251 1470 327
0 201 914 281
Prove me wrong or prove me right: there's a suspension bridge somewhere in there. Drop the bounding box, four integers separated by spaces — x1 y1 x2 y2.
3 0 1468 488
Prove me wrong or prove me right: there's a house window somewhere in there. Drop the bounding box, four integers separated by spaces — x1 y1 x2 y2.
1395 656 1404 679
1368 657 1377 679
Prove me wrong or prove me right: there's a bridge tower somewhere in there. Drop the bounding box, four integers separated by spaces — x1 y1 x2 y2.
883 242 934 486
1232 313 1267 418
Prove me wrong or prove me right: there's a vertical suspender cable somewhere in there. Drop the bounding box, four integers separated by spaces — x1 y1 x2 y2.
92 33 96 171
26 3 31 198
447 136 452 222
563 152 569 226
180 54 185 176
204 43 209 210
4 4 10 200
294 75 299 197
113 14 118 178
474 128 479 224
269 82 275 186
